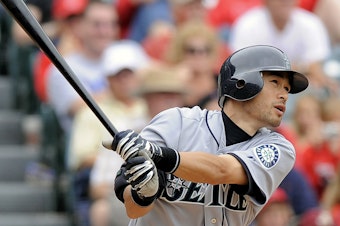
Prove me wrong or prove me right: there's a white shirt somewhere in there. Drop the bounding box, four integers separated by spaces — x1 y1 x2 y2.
47 53 108 133
229 6 331 66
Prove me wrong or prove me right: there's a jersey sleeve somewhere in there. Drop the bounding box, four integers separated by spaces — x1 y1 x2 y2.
140 107 184 148
140 106 212 151
227 131 296 205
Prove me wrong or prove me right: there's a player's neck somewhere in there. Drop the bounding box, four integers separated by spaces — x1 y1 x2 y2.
223 104 259 136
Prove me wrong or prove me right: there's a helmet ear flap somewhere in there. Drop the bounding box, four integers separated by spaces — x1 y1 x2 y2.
218 72 263 107
224 71 264 102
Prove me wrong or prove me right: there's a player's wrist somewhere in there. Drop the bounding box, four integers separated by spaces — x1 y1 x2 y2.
130 189 156 207
153 147 180 173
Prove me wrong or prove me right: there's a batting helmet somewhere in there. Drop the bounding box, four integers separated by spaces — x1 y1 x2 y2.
218 45 309 107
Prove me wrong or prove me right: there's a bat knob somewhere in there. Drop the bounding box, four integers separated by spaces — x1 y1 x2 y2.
102 139 113 149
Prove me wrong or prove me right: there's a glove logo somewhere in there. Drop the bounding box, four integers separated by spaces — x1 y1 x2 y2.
254 144 280 169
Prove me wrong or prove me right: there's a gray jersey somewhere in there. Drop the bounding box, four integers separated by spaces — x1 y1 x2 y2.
134 106 295 226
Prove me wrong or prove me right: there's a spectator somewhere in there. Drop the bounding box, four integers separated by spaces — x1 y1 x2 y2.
89 63 186 226
69 39 150 226
321 96 340 166
169 0 208 25
33 0 88 103
279 168 319 217
115 0 172 42
297 95 340 200
254 188 295 226
11 0 55 46
321 96 340 123
139 0 215 62
115 0 209 43
287 94 325 170
314 96 340 219
136 64 187 118
164 20 230 107
206 0 262 42
300 0 340 46
68 39 150 172
89 149 128 226
8 0 55 113
277 94 340 200
47 0 119 135
207 0 340 47
318 166 340 226
229 0 337 95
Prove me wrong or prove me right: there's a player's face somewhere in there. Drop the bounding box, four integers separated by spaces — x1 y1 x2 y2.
242 72 291 128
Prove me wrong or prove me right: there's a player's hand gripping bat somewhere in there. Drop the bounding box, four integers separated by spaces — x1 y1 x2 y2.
0 0 118 136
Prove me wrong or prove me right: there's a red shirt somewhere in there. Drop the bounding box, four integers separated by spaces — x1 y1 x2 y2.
207 0 262 27
207 0 318 29
33 51 51 103
301 141 340 199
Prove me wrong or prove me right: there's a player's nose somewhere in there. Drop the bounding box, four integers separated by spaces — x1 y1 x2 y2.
278 91 288 104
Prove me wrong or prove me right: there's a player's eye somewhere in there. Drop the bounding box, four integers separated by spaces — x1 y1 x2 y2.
284 86 290 92
270 79 278 85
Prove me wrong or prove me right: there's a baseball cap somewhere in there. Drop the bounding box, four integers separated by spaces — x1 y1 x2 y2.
52 0 88 20
136 66 186 96
266 188 289 207
102 40 150 77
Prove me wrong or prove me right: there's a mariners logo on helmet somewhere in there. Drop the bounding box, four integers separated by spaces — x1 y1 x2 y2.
217 45 309 107
254 144 280 169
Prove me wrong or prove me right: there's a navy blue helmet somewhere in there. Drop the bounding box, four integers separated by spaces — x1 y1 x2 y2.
218 45 309 107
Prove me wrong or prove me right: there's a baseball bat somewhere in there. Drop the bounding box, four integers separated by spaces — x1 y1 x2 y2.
0 0 118 136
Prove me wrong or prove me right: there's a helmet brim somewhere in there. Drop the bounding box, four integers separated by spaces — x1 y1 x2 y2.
287 71 309 94
261 67 309 94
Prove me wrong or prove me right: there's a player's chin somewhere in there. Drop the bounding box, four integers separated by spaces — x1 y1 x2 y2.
268 116 282 128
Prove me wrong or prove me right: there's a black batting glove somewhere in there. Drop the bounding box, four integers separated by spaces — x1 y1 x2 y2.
104 129 180 173
115 153 158 206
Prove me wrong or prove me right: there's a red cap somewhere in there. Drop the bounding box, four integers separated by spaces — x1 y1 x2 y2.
266 188 289 206
52 0 88 20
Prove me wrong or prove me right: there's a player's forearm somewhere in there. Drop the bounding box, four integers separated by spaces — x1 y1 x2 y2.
174 152 248 185
123 186 154 218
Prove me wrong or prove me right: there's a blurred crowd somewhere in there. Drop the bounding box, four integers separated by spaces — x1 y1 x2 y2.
0 0 340 225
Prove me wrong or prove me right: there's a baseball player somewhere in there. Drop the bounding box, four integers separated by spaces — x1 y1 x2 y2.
103 45 309 226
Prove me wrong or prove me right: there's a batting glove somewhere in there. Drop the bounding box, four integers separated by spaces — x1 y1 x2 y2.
104 129 180 173
114 156 167 206
115 153 158 206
